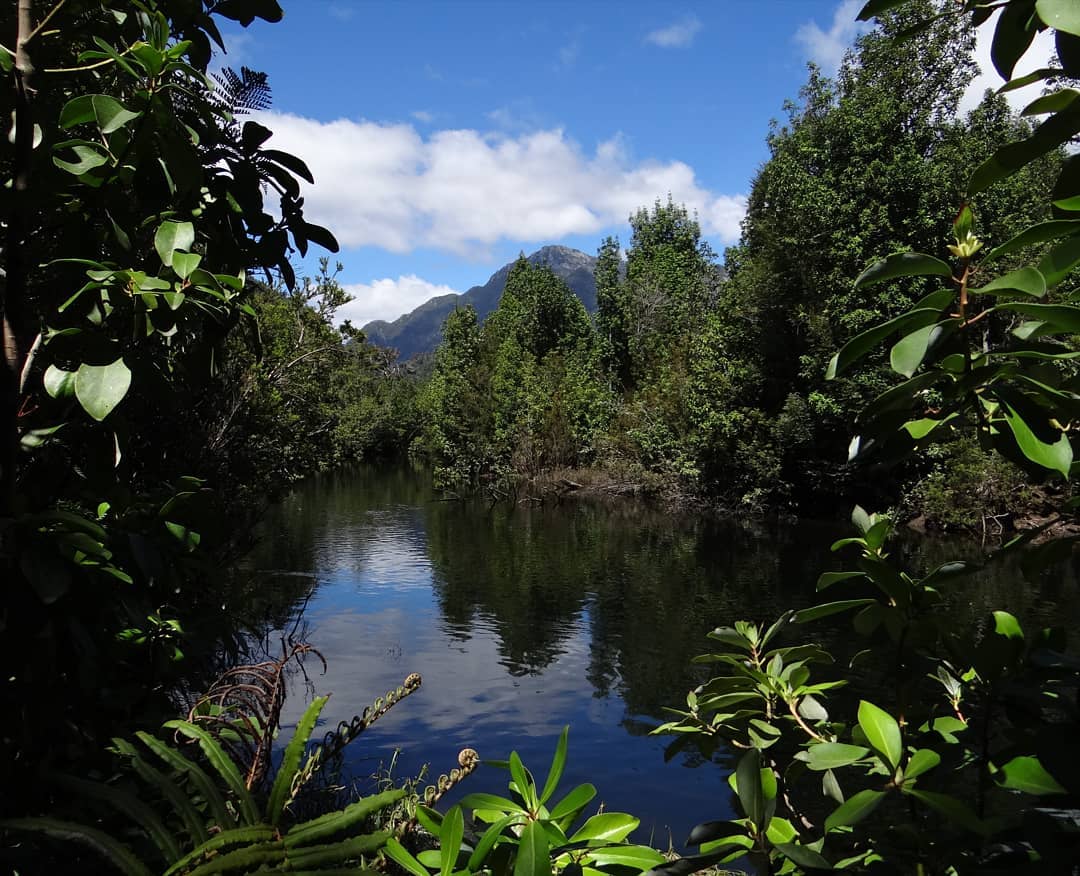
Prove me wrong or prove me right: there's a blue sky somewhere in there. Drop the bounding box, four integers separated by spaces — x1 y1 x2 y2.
215 1 1037 327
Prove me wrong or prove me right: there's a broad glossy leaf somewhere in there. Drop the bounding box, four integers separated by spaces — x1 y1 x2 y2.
903 749 940 781
775 843 832 870
509 752 536 811
585 846 666 869
817 571 865 591
75 359 131 421
970 106 1080 195
44 365 77 399
998 301 1080 334
993 0 1038 79
856 0 910 22
794 599 875 623
905 790 986 835
1000 400 1072 477
1022 88 1080 116
514 820 551 876
538 727 569 806
154 221 195 268
548 783 596 822
54 143 109 176
1038 233 1080 286
384 837 429 876
824 789 885 832
827 304 949 379
734 749 764 829
440 806 464 876
459 792 526 815
854 252 952 289
804 743 871 771
685 821 745 847
974 267 1046 298
890 321 954 378
569 813 639 844
984 220 1080 261
1037 0 1080 37
858 701 901 770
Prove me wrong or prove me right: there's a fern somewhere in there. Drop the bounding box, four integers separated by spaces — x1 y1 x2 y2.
0 657 436 874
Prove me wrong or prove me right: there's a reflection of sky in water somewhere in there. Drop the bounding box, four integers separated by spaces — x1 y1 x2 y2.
270 498 733 847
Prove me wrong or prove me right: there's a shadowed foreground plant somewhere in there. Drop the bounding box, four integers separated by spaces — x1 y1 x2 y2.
0 658 432 874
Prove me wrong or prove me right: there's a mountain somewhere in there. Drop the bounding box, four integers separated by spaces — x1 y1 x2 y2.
362 245 598 359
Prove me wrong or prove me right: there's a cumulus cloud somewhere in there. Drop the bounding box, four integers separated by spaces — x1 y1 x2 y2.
794 0 869 73
339 275 461 327
255 111 748 256
644 15 701 49
959 9 1056 115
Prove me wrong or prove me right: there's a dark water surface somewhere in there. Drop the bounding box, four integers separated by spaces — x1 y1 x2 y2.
242 465 1080 847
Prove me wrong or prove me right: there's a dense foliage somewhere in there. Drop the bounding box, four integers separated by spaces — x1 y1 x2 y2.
412 2 1062 526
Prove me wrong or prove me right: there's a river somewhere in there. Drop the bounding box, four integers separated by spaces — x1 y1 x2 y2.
240 464 1080 848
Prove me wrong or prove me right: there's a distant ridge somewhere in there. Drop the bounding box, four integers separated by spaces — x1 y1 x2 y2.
362 245 598 359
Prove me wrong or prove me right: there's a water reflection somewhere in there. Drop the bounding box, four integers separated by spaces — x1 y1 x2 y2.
241 464 1080 847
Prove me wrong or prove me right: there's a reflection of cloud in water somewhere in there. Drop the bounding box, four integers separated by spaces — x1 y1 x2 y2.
310 508 430 589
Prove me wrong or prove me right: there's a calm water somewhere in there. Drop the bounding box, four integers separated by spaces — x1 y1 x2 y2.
241 464 1080 848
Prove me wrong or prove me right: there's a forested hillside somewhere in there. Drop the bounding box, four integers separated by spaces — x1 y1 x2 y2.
402 6 1063 526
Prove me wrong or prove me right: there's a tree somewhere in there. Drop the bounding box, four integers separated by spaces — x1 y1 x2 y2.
0 0 338 784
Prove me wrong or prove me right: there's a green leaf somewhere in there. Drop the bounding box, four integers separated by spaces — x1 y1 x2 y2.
134 732 233 833
974 267 1047 298
804 743 871 771
905 790 986 835
75 359 131 422
171 251 202 280
162 826 278 876
794 599 875 623
984 220 1080 261
891 321 955 378
1038 232 1080 286
283 789 404 848
53 143 109 176
857 0 911 22
858 701 902 770
585 846 666 869
569 813 640 844
154 221 196 268
992 0 1038 79
509 751 536 811
854 252 953 289
816 571 865 591
827 303 950 379
440 805 464 876
538 726 568 806
775 842 832 871
1037 0 1080 36
112 738 208 846
468 815 516 871
514 820 551 876
459 792 527 815
163 720 260 825
734 749 765 829
383 837 430 876
1022 88 1080 116
92 94 139 133
1000 399 1072 477
998 755 1067 795
0 817 152 876
548 783 597 823
268 695 329 825
970 106 1080 195
285 832 389 870
903 749 940 781
824 789 885 832
44 365 77 399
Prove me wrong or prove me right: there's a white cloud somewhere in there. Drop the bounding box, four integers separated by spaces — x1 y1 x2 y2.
794 0 869 73
255 111 747 256
644 15 701 49
411 110 435 124
960 9 1057 115
340 275 461 327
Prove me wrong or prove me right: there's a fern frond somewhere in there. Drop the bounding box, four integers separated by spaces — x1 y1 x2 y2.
112 737 209 846
285 831 390 870
135 730 235 831
284 789 406 849
47 772 181 863
268 694 330 826
164 720 260 825
0 817 153 876
210 66 272 114
162 825 278 876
